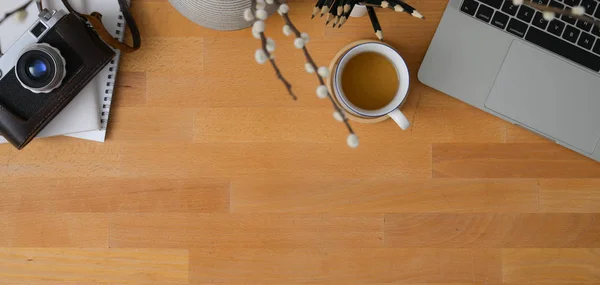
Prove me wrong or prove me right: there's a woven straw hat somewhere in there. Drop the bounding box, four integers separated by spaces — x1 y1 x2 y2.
168 0 277 31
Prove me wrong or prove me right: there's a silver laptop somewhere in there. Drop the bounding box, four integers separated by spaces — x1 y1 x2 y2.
418 0 600 162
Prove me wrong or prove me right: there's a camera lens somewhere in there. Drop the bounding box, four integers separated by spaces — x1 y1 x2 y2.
27 59 49 79
15 43 66 94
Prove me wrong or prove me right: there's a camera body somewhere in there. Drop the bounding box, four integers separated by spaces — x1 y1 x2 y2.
0 9 115 149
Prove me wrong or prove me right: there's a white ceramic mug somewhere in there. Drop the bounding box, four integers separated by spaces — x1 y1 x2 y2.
333 42 411 130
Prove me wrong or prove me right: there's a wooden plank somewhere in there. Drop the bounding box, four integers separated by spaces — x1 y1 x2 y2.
189 248 498 284
505 124 552 143
385 213 600 248
194 107 419 144
2 139 121 178
110 214 384 248
0 214 109 247
112 72 147 108
120 37 203 73
0 144 11 174
109 107 195 142
539 179 600 213
0 248 188 284
193 102 506 144
0 177 229 213
410 106 506 143
190 283 481 285
231 178 538 213
145 73 318 108
120 142 431 179
0 177 60 212
503 249 600 284
472 249 502 285
433 143 600 178
194 107 354 143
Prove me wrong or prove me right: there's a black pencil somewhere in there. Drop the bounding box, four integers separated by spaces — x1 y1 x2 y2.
312 0 327 18
387 0 425 19
363 0 424 18
367 6 383 40
326 0 339 25
337 0 345 16
321 0 335 17
333 0 344 27
338 0 357 27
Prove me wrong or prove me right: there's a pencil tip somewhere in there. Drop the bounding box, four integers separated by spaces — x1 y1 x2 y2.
376 30 383 40
412 11 424 19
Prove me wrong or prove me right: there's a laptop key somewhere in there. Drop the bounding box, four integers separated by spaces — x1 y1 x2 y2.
594 39 600 55
461 0 479 16
532 11 550 29
491 11 510 28
517 5 535 22
562 13 577 24
564 0 580 6
592 25 600 37
575 18 593 32
525 26 600 71
507 18 528 37
549 0 565 9
502 0 519 15
577 31 595 49
580 0 597 15
548 20 566 36
531 0 550 4
563 25 581 42
478 0 503 9
596 2 600 18
476 5 495 22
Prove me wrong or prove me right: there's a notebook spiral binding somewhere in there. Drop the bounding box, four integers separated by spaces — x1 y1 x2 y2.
100 13 126 130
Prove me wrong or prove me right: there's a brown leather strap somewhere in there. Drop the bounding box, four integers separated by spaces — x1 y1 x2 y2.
61 0 141 53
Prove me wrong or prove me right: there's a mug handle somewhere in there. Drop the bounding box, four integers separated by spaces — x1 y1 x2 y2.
388 109 410 130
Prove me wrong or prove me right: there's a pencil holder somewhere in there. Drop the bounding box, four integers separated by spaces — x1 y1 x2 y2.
168 0 277 31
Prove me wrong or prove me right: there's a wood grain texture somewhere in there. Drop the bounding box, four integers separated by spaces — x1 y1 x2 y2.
112 72 147 108
539 179 600 213
110 214 383 248
0 214 108 247
433 143 600 178
0 0 599 283
231 178 539 213
190 248 498 284
0 248 188 284
503 249 600 283
0 177 229 213
384 214 600 248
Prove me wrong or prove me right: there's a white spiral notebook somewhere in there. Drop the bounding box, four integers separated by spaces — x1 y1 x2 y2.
0 0 128 143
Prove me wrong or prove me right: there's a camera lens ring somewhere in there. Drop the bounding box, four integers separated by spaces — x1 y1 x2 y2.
15 43 66 94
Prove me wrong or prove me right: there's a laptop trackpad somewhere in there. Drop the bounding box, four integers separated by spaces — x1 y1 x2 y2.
485 41 600 154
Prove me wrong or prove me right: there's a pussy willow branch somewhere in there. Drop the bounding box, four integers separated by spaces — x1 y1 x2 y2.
0 0 32 26
251 0 297 100
0 0 34 54
261 32 297 100
277 0 355 135
523 0 600 28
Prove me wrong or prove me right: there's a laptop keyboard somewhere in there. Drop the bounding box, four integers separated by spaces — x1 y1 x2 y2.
460 0 600 71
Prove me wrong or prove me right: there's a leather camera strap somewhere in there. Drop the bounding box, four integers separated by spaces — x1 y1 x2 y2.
60 0 141 53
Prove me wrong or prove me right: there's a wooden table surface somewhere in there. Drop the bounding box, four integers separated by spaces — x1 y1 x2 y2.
2 0 600 284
